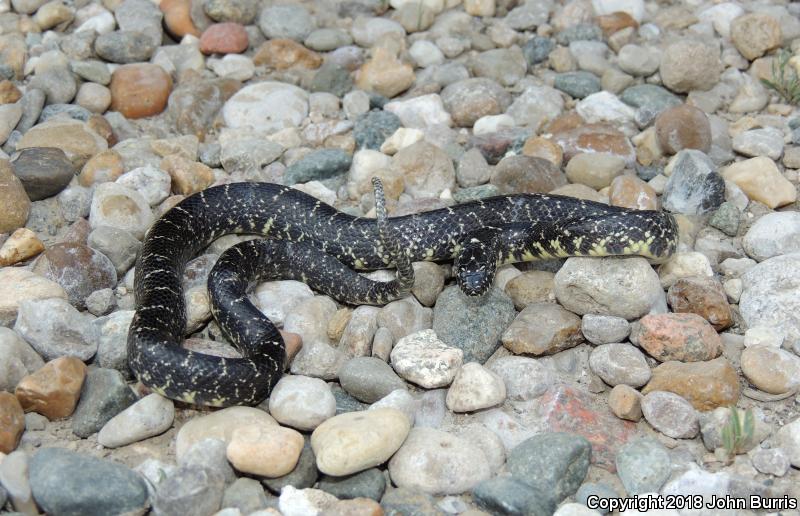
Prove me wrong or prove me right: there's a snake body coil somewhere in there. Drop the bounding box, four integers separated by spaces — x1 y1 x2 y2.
128 181 678 407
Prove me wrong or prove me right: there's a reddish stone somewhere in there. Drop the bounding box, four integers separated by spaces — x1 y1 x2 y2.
109 64 173 119
608 175 658 210
654 104 711 155
160 0 201 38
15 356 87 420
199 23 249 55
0 391 24 453
551 122 635 165
253 39 323 69
633 313 722 362
539 384 636 472
667 277 733 331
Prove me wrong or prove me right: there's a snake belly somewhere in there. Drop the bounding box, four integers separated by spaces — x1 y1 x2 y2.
128 181 678 407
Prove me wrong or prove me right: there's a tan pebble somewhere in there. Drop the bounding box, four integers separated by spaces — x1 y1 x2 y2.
226 424 305 477
0 391 25 453
75 83 112 114
504 270 555 310
642 358 739 411
150 135 199 160
78 149 124 186
322 498 384 516
565 152 625 190
608 384 642 421
0 228 44 266
521 136 563 167
14 356 87 420
721 157 797 209
253 39 322 69
596 11 638 37
175 406 277 459
327 308 352 343
0 159 31 233
161 154 214 195
0 80 21 104
730 13 782 61
355 47 414 98
160 0 200 38
741 345 800 395
608 175 657 210
549 183 607 203
17 118 108 168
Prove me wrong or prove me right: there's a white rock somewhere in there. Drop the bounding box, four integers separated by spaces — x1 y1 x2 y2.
75 10 115 33
98 393 175 448
743 326 785 348
175 406 276 460
732 127 784 160
89 182 154 240
697 3 744 39
115 166 171 207
409 40 445 68
506 85 564 130
384 94 452 130
369 388 416 424
589 343 651 387
0 103 22 145
290 340 347 380
208 54 255 81
13 298 96 361
268 375 336 431
576 91 635 127
222 81 309 134
380 127 424 155
743 211 800 262
389 0 444 13
641 391 699 439
472 114 515 136
581 314 631 344
452 423 506 474
278 487 337 516
283 296 337 347
740 254 800 350
555 504 603 516
486 355 554 401
253 280 314 327
391 329 463 388
0 268 67 326
658 252 713 288
445 362 506 412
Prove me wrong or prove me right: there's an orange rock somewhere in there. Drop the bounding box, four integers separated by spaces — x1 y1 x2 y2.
253 39 323 69
633 313 722 362
323 498 384 516
0 227 45 266
110 64 173 119
160 154 214 195
608 175 657 210
15 356 87 420
280 330 303 367
199 22 249 55
551 121 635 164
0 391 25 453
87 113 117 147
642 358 739 411
608 384 642 421
654 104 711 155
596 12 638 37
160 0 200 38
521 136 563 167
667 276 732 331
355 47 414 98
0 79 21 104
78 149 124 186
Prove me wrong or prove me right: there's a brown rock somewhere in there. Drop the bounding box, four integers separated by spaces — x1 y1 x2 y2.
608 175 657 210
280 330 303 367
0 79 21 104
654 104 711 155
0 159 31 233
504 271 555 310
551 122 635 164
322 498 384 516
730 13 782 61
468 128 532 165
253 39 322 69
151 135 199 160
86 114 117 147
16 118 108 168
0 228 44 266
667 276 732 331
633 313 722 362
78 149 124 186
109 64 173 119
490 155 567 194
501 302 583 355
608 384 642 421
521 136 563 167
160 0 200 38
15 356 87 420
0 34 26 79
161 154 214 195
355 47 414 98
199 22 249 55
32 242 118 309
643 358 739 411
0 391 24 453
597 11 638 37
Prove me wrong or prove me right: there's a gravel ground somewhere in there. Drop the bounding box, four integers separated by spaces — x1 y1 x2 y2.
1 0 800 514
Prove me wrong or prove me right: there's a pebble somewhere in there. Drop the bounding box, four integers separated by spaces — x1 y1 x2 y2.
631 313 722 362
615 438 671 494
392 141 455 199
581 314 630 345
473 477 554 516
71 367 137 438
355 47 415 99
486 356 554 401
721 156 797 209
576 91 635 127
554 256 663 320
284 148 351 185
507 84 564 131
253 281 314 327
278 486 336 516
662 149 725 215
14 356 86 420
740 254 800 349
13 297 96 361
0 327 44 392
0 228 45 266
740 345 800 395
204 0 257 24
777 417 800 468
223 81 308 133
384 94 451 130
503 270 555 309
655 104 711 155
732 127 784 160
253 39 322 70
108 64 169 118
261 437 318 493
317 468 386 501
389 427 490 495
89 182 154 239
0 268 67 326
79 149 124 186
658 252 714 289
708 201 740 236
311 408 411 476
152 465 225 516
507 432 591 506
491 154 567 193
175 406 277 459
501 302 584 356
200 22 248 54
751 448 790 477
179 438 236 485
0 158 31 234
554 71 601 99
339 357 407 404
641 391 699 439
667 276 732 330
730 12 782 61
222 478 269 514
565 152 624 189
744 326 785 348
226 424 305 478
659 40 721 93
390 329 463 388
98 393 174 448
29 447 149 516
589 343 651 387
32 242 117 309
743 211 800 262
608 384 642 421
0 391 24 453
258 4 314 41
642 358 739 411
445 362 506 412
268 375 336 430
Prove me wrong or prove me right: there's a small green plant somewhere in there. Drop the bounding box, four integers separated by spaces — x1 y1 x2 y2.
720 406 755 461
761 49 800 105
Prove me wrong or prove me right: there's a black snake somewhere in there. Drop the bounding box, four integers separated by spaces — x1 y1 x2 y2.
128 180 678 407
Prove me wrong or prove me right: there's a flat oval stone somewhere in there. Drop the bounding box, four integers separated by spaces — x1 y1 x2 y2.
32 242 117 309
175 406 277 460
11 147 74 201
109 63 172 119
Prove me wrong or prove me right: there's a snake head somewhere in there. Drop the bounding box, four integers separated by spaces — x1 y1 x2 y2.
454 236 497 297
456 268 494 297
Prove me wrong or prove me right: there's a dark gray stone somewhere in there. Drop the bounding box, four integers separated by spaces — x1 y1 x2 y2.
354 110 401 150
284 148 352 185
555 24 602 44
262 439 318 494
709 201 740 236
472 477 554 516
433 285 516 363
94 30 157 64
317 468 386 501
221 477 268 514
338 357 407 404
29 448 148 516
152 465 225 516
15 88 45 134
575 483 618 514
331 383 369 414
11 147 74 201
309 62 353 97
662 149 725 215
522 36 554 67
71 367 138 438
615 438 671 495
553 71 601 99
507 432 591 506
381 487 445 516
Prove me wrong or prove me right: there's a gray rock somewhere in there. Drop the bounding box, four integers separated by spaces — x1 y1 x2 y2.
309 63 353 97
453 184 501 203
743 212 800 262
0 450 37 515
740 254 800 350
619 84 681 118
39 104 92 123
267 375 336 431
662 150 725 215
751 448 790 477
414 388 447 428
575 483 618 514
115 0 163 45
709 201 740 237
641 391 699 439
70 60 111 85
0 327 44 392
93 310 135 375
94 30 158 63
57 184 93 222
486 355 554 401
221 478 268 514
615 438 671 495
24 411 47 431
470 48 527 87
71 367 137 438
98 393 175 448
339 356 407 404
380 487 443 516
698 407 769 453
732 127 784 160
317 468 386 501
557 24 602 44
456 147 491 188
15 88 46 134
433 285 516 363
13 298 96 361
304 28 353 52
29 448 148 516
554 71 601 99
440 78 512 128
507 433 591 506
10 147 74 202
506 84 564 130
354 110 402 150
473 477 554 516
284 148 351 185
85 288 114 316
204 0 258 24
219 139 283 177
179 438 236 485
262 439 318 494
28 67 77 105
258 4 314 41
152 465 225 516
87 226 141 276
588 343 651 387
581 314 631 344
522 36 555 66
